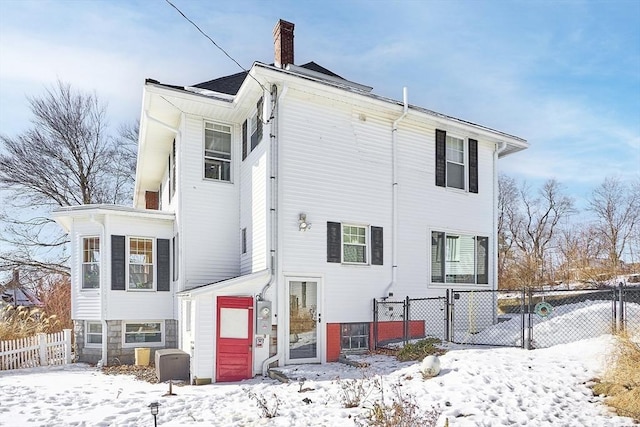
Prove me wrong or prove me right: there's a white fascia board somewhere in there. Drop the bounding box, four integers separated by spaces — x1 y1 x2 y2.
177 269 270 298
52 205 175 226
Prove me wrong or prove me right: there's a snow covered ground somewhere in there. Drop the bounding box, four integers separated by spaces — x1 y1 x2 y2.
1 302 638 426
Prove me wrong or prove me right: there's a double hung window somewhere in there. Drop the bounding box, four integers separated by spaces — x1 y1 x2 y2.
446 135 465 190
129 237 154 290
342 225 367 264
82 237 100 289
435 129 478 193
204 122 231 181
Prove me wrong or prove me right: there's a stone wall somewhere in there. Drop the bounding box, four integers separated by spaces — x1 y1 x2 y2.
74 319 178 366
73 320 102 364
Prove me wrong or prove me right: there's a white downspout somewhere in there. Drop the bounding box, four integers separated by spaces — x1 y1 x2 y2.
384 87 409 299
261 83 286 375
90 214 108 367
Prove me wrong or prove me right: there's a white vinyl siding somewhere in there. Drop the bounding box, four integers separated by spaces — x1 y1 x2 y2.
278 89 496 323
181 115 240 289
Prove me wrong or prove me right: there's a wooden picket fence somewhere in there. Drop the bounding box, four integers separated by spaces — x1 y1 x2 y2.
0 329 72 371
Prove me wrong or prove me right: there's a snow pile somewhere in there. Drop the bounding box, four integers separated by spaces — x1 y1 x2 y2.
467 300 640 348
1 301 638 426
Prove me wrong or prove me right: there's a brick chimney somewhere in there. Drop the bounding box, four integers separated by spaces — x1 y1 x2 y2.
273 19 294 69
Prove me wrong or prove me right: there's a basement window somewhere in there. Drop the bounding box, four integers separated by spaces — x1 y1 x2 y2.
341 323 369 352
85 321 102 347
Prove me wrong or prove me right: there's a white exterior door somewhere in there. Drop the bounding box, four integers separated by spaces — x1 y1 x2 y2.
286 277 323 364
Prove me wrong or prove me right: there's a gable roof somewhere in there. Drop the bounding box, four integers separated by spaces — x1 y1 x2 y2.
0 272 42 308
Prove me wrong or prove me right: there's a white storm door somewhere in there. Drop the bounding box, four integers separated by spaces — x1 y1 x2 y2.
286 278 323 363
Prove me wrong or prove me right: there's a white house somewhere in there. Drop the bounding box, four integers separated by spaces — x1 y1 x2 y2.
53 20 528 382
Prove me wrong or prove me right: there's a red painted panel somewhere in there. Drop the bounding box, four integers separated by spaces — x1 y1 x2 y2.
216 296 253 382
371 320 425 343
326 323 341 362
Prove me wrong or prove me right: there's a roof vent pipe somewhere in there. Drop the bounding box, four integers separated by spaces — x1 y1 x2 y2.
384 87 408 299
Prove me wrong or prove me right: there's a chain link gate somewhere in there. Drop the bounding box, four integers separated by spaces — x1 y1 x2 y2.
373 296 447 349
373 284 639 350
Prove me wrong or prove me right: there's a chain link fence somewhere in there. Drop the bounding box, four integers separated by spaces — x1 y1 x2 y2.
373 284 640 350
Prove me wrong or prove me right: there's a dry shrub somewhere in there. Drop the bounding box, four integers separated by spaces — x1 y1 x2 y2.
356 379 442 427
593 330 640 421
0 305 60 341
39 276 72 332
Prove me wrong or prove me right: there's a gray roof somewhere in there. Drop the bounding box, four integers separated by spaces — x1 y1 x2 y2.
190 61 342 95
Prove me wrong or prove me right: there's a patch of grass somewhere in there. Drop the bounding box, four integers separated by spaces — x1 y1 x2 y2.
396 338 445 362
593 330 640 422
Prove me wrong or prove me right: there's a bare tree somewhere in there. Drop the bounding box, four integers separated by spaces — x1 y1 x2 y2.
588 176 640 277
0 81 137 281
504 179 575 288
497 173 519 288
556 223 606 285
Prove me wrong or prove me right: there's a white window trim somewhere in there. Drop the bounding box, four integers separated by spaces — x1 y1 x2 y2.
431 229 490 287
445 134 468 191
127 236 156 292
122 321 165 348
85 321 102 348
203 121 232 182
341 224 370 265
81 236 100 290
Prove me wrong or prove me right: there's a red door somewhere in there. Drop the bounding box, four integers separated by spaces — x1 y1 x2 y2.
216 296 253 382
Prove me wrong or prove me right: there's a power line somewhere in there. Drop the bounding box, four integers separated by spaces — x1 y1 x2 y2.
164 0 269 94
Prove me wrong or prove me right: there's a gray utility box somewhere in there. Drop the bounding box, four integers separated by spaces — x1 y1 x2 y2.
155 349 190 383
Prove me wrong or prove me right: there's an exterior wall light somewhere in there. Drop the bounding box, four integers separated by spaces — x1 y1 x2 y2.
298 213 311 231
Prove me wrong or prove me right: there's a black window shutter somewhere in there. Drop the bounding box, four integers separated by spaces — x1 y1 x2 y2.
469 138 478 193
371 226 383 265
242 120 248 160
157 238 170 291
256 98 263 143
111 235 125 290
327 222 341 263
435 129 446 187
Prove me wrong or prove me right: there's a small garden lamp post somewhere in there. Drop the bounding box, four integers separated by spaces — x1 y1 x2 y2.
148 401 160 427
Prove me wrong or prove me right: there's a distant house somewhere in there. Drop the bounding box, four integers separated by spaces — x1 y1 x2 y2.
0 270 42 308
53 20 528 382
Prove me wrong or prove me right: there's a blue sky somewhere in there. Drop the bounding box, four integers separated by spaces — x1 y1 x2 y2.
1 0 638 207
